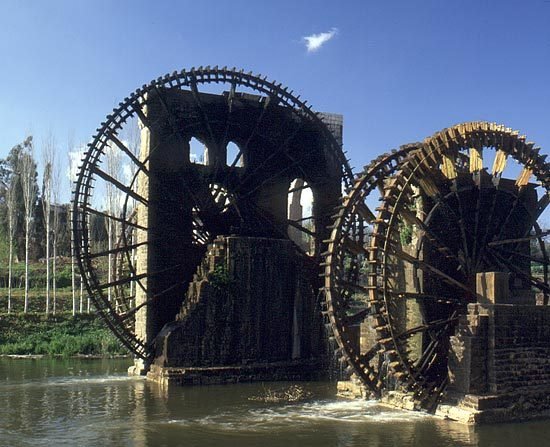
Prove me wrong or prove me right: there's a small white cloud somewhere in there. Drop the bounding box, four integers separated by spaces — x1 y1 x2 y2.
303 28 338 53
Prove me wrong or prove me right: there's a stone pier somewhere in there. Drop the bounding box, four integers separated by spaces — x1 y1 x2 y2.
437 272 550 424
146 236 327 385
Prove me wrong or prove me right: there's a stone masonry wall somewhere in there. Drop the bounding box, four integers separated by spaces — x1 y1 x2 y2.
489 305 550 393
153 236 324 369
449 303 550 396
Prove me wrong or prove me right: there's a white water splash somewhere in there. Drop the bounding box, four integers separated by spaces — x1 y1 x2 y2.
167 399 429 432
1 375 135 390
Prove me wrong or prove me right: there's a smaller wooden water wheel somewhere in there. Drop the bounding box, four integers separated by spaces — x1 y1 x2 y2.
324 122 550 407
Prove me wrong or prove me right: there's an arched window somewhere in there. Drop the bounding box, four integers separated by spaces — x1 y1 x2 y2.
226 141 244 167
189 137 208 165
287 178 315 255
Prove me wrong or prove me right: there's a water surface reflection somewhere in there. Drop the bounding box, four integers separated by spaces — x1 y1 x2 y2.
1 358 549 447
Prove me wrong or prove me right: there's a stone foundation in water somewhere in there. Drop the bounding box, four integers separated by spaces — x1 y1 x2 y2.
436 388 550 424
435 300 550 424
146 359 325 387
130 236 327 383
337 292 550 425
336 377 369 400
377 301 550 424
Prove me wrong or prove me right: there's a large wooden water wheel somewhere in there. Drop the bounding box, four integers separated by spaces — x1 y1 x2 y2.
72 67 352 360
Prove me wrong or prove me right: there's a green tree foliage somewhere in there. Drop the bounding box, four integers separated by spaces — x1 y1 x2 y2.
0 137 41 261
0 137 73 263
0 139 27 260
0 313 127 356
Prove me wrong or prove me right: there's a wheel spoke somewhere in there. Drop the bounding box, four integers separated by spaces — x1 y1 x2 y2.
342 308 369 326
450 183 472 272
86 241 147 260
287 219 316 238
90 165 148 206
232 116 308 196
218 80 236 150
395 315 459 341
387 247 472 295
399 206 464 268
106 132 149 176
475 185 499 271
387 291 461 305
488 230 550 247
488 249 550 293
81 206 147 232
491 246 550 265
189 75 217 148
118 280 188 322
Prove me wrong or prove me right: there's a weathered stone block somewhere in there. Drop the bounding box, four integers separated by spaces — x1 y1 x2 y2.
152 236 326 377
448 311 488 395
476 272 509 304
441 302 550 424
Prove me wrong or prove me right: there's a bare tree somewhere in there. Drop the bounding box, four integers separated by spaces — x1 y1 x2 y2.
41 134 54 314
121 118 141 300
67 137 81 314
83 277 88 313
105 142 122 303
51 148 60 314
80 276 84 313
6 173 18 313
20 140 37 313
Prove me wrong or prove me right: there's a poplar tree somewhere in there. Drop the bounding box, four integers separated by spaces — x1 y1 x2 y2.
67 138 80 314
20 140 37 313
51 163 60 314
6 173 18 313
41 134 54 313
105 142 122 303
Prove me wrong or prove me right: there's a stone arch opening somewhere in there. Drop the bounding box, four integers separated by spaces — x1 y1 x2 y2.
189 136 208 165
226 141 244 167
287 178 315 256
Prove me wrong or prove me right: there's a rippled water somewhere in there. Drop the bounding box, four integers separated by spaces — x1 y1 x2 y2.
1 358 549 447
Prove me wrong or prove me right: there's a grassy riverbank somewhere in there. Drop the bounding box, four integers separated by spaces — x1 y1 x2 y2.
0 313 128 356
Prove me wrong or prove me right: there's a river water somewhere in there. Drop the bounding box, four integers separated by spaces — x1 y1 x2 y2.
1 358 549 447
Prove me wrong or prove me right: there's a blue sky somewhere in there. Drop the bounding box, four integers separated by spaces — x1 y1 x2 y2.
1 0 549 200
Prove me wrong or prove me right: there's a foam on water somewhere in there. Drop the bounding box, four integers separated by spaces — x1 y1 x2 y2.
47 375 135 386
0 374 134 390
167 399 429 432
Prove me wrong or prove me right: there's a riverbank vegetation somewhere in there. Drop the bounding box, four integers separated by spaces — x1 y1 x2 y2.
0 136 132 356
0 313 127 356
1 134 131 316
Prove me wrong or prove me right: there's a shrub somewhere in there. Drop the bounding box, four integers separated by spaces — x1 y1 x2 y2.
0 313 128 356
